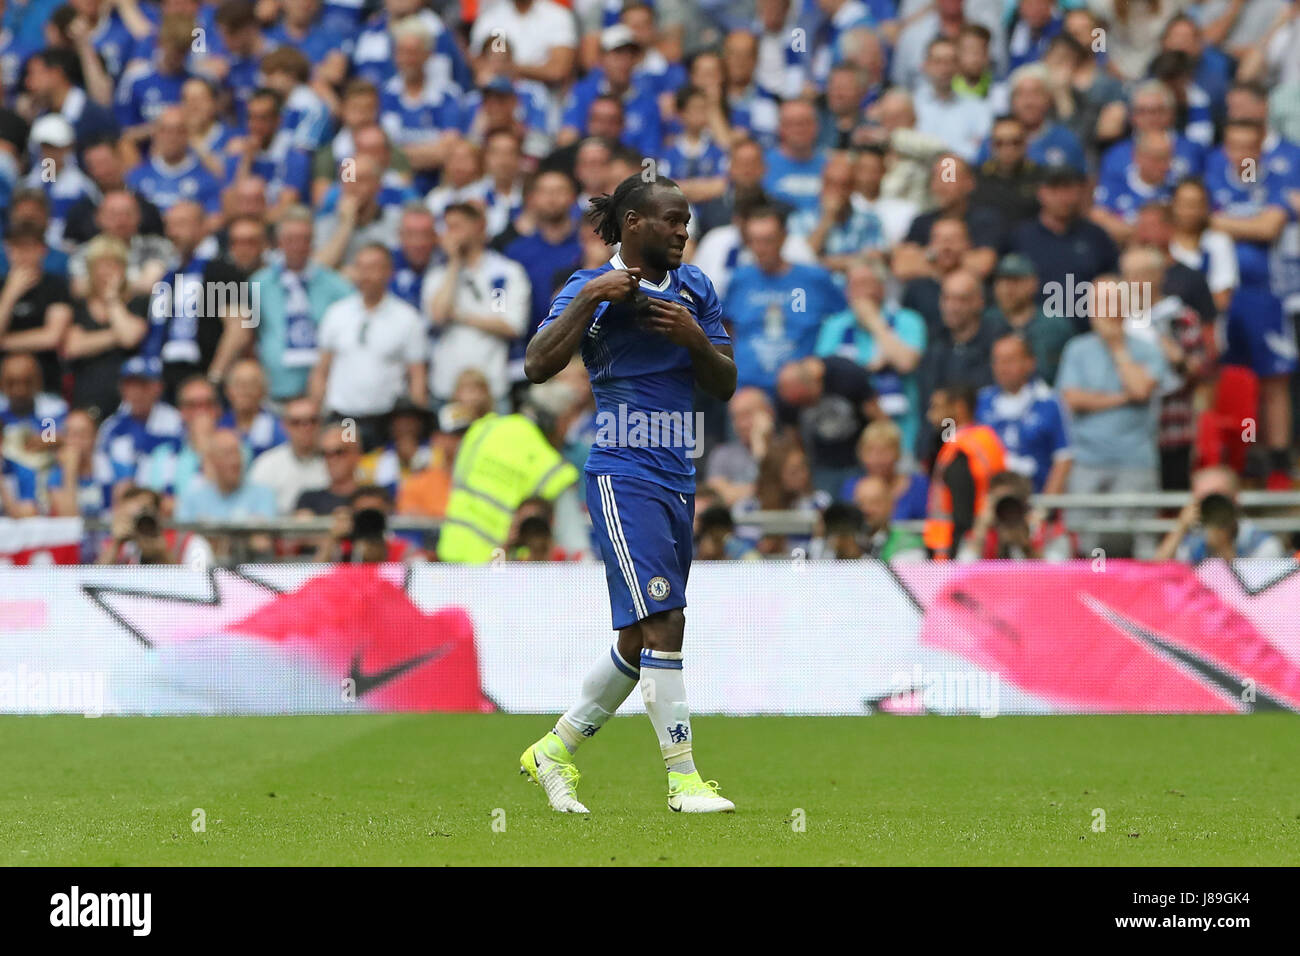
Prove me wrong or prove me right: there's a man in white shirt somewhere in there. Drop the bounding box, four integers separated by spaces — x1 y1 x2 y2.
469 0 578 87
914 36 992 162
247 396 330 514
310 244 427 447
423 202 530 405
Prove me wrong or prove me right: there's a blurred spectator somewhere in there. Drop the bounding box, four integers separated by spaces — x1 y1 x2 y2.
389 204 441 311
468 0 578 88
762 99 826 214
788 150 889 272
723 206 846 393
735 434 831 556
956 469 1076 561
314 484 421 563
837 419 930 519
1154 465 1287 561
251 206 354 404
694 502 759 560
0 353 66 475
1056 275 1179 557
977 333 1073 494
923 269 1009 395
0 217 72 394
693 185 815 300
1100 79 1206 184
1207 117 1295 489
246 396 328 515
46 407 117 519
498 169 582 346
985 253 1074 385
23 114 97 251
1091 129 1176 244
510 513 556 561
811 257 925 452
1086 0 1186 83
175 426 276 523
66 139 168 246
94 484 213 566
63 236 152 418
424 201 531 405
897 216 975 343
705 386 773 506
0 416 38 516
559 25 661 160
852 146 919 247
973 115 1043 227
295 420 361 515
66 189 171 299
218 357 287 459
24 47 119 147
1167 178 1237 317
126 106 223 224
138 374 223 502
922 383 1007 559
852 473 927 561
897 154 1004 282
777 353 882 496
1006 164 1119 328
357 396 434 498
313 155 403 270
915 36 991 161
1119 244 1213 491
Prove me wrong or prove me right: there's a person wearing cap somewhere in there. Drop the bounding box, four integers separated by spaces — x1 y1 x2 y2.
557 25 662 160
93 354 185 478
464 65 554 163
357 395 435 498
986 252 1074 384
435 378 583 564
0 217 73 395
973 62 1086 174
21 113 99 252
468 0 578 87
1006 163 1119 330
423 201 531 406
62 235 152 417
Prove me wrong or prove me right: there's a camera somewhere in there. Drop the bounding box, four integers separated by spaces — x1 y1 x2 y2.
133 510 160 538
993 494 1028 526
349 507 387 541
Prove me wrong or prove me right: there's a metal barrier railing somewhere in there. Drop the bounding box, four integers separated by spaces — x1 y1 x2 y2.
65 491 1300 552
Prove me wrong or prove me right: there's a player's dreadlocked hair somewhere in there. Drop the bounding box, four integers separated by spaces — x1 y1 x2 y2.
587 173 680 245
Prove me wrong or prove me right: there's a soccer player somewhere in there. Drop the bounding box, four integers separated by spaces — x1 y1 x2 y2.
519 174 738 814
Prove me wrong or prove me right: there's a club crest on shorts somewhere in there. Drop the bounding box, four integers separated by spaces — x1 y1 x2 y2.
647 576 671 601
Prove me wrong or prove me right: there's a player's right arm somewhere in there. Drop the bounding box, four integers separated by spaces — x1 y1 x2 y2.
523 268 641 383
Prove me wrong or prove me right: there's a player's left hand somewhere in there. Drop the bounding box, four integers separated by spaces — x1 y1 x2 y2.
642 298 705 349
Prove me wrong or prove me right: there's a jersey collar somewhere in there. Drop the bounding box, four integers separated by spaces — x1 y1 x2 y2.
610 252 671 292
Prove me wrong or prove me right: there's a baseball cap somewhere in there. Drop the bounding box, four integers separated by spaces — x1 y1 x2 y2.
482 75 517 97
30 114 74 149
1041 162 1085 186
994 253 1038 279
600 24 641 52
119 356 163 381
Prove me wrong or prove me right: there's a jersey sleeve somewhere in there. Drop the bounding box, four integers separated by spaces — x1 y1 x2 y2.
697 272 731 345
538 270 605 334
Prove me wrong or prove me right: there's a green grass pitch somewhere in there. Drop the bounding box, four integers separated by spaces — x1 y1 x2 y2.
2 713 1297 865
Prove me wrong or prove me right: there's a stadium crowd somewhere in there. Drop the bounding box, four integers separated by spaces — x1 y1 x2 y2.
1 0 1300 566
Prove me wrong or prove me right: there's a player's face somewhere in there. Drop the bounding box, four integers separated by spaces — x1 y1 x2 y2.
634 189 690 270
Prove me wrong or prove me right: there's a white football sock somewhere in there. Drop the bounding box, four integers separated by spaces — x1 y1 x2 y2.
639 649 696 774
553 644 640 754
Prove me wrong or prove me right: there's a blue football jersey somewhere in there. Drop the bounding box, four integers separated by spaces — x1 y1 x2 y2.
541 254 730 494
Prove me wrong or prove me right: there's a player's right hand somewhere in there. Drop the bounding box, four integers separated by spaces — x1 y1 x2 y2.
586 268 642 303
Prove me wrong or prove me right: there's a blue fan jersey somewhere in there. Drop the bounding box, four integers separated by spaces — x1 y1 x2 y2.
542 254 731 494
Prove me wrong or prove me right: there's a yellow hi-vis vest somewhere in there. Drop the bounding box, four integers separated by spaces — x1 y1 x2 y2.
436 413 579 564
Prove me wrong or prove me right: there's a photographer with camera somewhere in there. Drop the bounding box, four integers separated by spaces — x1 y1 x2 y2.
314 485 422 564
95 485 213 567
956 470 1076 562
